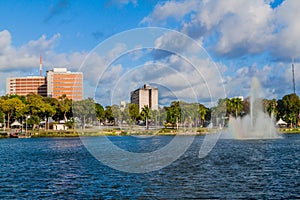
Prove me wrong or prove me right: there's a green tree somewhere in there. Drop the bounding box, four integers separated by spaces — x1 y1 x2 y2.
121 105 131 125
263 98 278 117
128 103 139 122
180 102 199 128
111 104 121 125
282 93 300 127
72 98 95 129
276 99 285 119
25 93 44 117
198 104 207 127
166 101 181 129
104 106 114 124
0 97 25 128
57 94 72 122
27 115 40 129
210 98 227 127
95 103 105 124
227 98 243 118
7 94 26 104
40 103 56 130
242 98 250 116
151 108 165 127
24 93 55 130
140 105 151 129
0 110 4 124
43 97 59 121
214 98 227 117
65 117 75 129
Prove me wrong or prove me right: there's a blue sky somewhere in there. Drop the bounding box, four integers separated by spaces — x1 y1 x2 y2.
0 0 299 106
0 0 153 52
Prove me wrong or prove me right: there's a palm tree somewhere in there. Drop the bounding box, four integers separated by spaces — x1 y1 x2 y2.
198 104 207 127
140 105 151 129
227 98 243 118
263 99 278 117
166 101 181 130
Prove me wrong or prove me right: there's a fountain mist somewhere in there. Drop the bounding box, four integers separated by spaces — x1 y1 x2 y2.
227 77 281 139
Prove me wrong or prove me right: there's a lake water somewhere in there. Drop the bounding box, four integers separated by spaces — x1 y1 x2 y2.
0 134 299 199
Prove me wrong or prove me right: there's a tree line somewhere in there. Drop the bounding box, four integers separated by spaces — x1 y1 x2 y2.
0 93 210 130
212 93 300 128
0 92 299 130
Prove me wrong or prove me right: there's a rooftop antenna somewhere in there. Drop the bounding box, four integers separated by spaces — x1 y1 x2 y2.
292 58 296 94
40 50 43 76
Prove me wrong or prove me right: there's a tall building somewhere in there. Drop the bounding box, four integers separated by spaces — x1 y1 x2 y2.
6 67 83 101
46 68 83 101
6 51 47 97
6 52 83 100
6 76 47 97
130 84 158 112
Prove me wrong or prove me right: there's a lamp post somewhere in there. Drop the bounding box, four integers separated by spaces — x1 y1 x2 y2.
3 113 5 132
25 115 28 134
21 115 23 133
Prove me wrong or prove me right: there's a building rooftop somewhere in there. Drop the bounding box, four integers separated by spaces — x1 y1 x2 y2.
53 68 68 73
142 84 157 90
9 76 45 79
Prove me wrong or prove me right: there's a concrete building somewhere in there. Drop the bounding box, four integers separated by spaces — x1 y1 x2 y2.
130 84 158 112
6 68 83 101
6 52 83 100
6 51 47 97
6 76 47 97
120 101 126 111
46 68 83 101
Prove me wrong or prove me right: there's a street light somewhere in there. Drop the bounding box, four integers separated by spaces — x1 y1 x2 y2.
21 115 23 133
3 113 5 132
25 115 28 134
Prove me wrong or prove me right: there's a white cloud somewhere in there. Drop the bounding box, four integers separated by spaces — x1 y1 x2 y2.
89 47 227 107
213 0 274 55
0 29 129 99
141 0 198 25
138 0 300 101
0 30 12 53
154 31 202 55
222 62 297 100
143 0 300 60
107 43 128 60
23 33 61 52
271 0 300 60
0 30 62 71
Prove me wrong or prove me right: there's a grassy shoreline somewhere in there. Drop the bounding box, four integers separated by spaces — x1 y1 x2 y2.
1 127 299 138
278 128 300 134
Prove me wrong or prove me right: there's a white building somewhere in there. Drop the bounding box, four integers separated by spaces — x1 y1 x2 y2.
130 84 158 112
46 68 83 101
6 76 47 97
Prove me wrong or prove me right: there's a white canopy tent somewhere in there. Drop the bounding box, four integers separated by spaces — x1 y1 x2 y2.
276 118 287 127
11 120 21 127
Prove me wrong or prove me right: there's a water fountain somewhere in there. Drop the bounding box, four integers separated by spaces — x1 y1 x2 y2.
226 77 281 139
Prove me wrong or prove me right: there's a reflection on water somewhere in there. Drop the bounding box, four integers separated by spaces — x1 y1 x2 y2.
0 135 299 199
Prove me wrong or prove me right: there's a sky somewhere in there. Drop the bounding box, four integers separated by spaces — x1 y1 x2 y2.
0 0 299 107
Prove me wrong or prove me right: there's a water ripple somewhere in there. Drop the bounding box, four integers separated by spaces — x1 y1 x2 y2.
0 135 299 199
